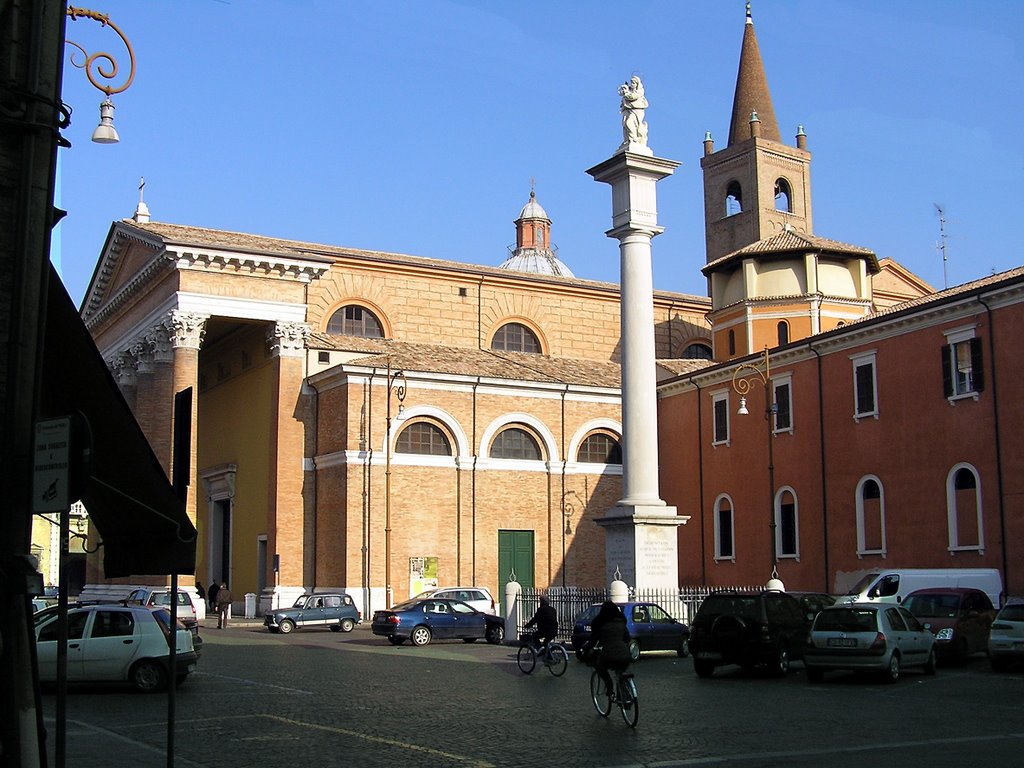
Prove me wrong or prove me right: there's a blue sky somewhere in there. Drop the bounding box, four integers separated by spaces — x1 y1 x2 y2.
55 0 1022 306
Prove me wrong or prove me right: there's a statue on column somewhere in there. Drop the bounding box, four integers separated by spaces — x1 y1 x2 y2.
619 76 649 151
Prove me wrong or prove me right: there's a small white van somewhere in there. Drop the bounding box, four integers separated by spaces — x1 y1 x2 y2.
838 568 1003 608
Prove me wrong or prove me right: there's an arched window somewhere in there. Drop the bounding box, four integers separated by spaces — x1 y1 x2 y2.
327 305 383 338
682 342 713 360
491 323 541 354
395 421 452 456
774 178 792 212
489 427 542 460
577 433 622 464
947 464 983 551
725 180 743 216
856 476 886 556
776 488 799 558
714 496 735 560
777 320 790 346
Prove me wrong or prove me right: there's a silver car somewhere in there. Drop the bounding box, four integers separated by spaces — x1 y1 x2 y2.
804 603 937 683
988 602 1024 672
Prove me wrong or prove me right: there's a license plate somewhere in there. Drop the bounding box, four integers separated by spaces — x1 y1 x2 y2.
827 637 857 647
697 651 722 660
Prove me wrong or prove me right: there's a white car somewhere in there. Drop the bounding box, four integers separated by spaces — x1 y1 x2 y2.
989 602 1024 672
34 604 198 692
410 587 497 615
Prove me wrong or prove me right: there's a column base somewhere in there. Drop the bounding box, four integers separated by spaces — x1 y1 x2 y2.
596 505 689 590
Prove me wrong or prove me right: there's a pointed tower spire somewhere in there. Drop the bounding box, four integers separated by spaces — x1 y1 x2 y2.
728 3 781 146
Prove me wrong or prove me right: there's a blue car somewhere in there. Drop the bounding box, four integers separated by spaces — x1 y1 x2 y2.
572 601 690 662
371 598 505 647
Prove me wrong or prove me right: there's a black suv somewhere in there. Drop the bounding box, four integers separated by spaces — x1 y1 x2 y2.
687 590 811 677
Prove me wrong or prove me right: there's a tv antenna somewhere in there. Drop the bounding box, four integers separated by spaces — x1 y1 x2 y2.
934 203 949 289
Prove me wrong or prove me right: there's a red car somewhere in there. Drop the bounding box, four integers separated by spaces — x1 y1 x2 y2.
902 587 996 664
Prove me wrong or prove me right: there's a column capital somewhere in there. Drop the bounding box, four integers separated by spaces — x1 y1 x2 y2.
108 353 137 387
165 311 209 351
267 321 311 358
587 151 680 236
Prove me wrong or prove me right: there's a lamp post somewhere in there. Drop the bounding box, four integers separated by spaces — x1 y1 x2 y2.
560 488 584 587
731 346 783 589
384 362 407 609
66 7 137 143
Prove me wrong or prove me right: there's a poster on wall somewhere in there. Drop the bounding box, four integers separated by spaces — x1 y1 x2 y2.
409 556 438 598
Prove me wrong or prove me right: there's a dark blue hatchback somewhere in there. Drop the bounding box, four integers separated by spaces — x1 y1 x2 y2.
571 601 690 661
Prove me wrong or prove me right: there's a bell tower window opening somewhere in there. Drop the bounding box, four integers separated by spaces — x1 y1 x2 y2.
725 180 743 217
774 178 792 213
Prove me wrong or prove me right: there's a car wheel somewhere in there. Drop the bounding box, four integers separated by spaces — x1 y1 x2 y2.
628 638 641 663
924 648 937 675
329 625 341 632
677 637 689 658
130 660 167 693
884 653 901 684
771 644 790 677
694 659 715 678
386 636 405 645
411 626 432 646
278 618 296 634
339 618 355 633
486 624 505 645
806 668 824 684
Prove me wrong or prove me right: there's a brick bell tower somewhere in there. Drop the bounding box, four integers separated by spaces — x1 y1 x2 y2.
700 3 877 360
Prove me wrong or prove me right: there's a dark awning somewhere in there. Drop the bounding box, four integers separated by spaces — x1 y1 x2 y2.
39 264 196 577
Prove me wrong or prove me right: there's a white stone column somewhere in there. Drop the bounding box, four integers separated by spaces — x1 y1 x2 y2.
588 148 689 590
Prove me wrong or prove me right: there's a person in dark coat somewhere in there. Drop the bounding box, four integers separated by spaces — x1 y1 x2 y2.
524 596 558 652
584 601 632 695
215 582 232 629
195 581 206 604
207 580 220 613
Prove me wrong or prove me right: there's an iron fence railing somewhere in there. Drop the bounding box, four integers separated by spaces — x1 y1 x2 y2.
512 584 762 645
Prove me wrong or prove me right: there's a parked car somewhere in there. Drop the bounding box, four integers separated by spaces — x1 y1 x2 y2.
804 603 936 683
410 587 497 615
123 588 202 655
571 601 689 662
371 598 504 646
788 592 837 622
264 593 361 634
902 587 996 664
988 601 1024 672
687 590 810 677
34 604 198 692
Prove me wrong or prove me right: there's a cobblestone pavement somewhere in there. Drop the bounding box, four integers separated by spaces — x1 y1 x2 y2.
39 619 1024 768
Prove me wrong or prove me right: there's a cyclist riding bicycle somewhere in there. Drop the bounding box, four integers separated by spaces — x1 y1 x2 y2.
524 596 558 654
583 601 631 693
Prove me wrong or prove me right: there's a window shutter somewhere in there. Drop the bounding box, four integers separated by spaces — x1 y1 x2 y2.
941 345 953 397
970 337 985 392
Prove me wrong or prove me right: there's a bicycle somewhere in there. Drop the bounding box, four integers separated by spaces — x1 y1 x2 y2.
516 635 569 676
590 666 639 727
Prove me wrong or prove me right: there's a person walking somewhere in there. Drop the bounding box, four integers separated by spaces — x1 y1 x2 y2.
583 601 632 695
207 580 220 614
215 581 233 629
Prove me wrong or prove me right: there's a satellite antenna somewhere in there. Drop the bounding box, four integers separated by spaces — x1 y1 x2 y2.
934 203 948 289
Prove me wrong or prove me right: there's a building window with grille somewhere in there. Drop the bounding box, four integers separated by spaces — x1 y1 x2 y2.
491 322 541 354
772 377 792 433
776 488 799 559
856 475 886 556
489 427 542 461
942 328 984 401
681 342 713 360
714 495 735 561
712 392 730 446
577 432 622 464
395 421 452 456
851 351 878 420
327 305 384 338
947 464 983 552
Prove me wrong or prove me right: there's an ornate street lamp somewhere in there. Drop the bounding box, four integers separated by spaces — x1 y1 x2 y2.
384 362 407 608
731 345 784 590
66 6 137 143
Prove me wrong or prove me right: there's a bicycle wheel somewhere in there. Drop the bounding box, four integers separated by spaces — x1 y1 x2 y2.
618 675 639 728
516 643 537 674
547 644 569 677
590 670 611 717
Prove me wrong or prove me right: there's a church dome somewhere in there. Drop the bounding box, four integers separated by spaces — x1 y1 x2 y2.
518 193 550 222
500 189 574 278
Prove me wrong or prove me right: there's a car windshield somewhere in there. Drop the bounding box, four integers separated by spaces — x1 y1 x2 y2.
697 595 762 622
292 596 311 608
903 594 960 618
411 591 436 601
845 573 881 595
814 608 877 632
997 605 1024 621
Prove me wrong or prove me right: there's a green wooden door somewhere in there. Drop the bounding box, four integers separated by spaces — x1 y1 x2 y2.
498 530 534 596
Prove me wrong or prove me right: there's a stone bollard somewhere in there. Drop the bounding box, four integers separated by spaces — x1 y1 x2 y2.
609 578 630 605
504 580 521 645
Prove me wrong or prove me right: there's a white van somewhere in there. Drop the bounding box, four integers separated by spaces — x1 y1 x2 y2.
838 568 1003 608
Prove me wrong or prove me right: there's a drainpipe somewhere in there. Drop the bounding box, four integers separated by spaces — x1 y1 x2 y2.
978 296 1008 595
693 378 707 585
471 376 480 584
810 343 830 592
364 368 376 618
560 383 569 587
310 385 319 589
